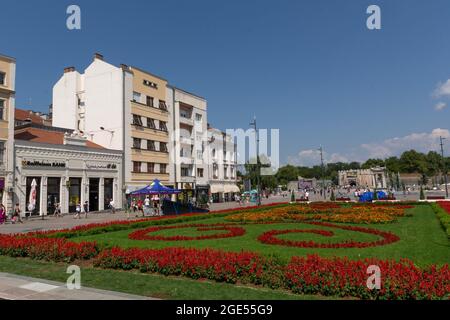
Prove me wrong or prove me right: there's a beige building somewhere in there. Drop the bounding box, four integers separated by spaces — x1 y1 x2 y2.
128 66 170 187
0 53 15 211
338 167 388 189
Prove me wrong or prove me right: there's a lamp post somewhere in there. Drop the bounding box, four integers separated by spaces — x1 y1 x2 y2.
250 117 261 206
318 146 325 199
440 136 449 198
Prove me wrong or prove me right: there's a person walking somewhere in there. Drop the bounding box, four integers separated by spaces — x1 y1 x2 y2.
12 203 23 224
74 202 82 219
144 196 151 216
83 201 89 219
0 204 6 224
53 202 62 218
109 199 116 214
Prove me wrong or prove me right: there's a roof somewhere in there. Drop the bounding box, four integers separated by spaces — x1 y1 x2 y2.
14 126 105 149
15 109 44 125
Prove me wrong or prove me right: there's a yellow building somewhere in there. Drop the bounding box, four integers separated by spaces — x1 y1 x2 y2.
128 66 170 186
0 53 15 210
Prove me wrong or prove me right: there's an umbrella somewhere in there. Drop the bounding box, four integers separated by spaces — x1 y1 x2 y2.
131 179 181 195
28 178 37 211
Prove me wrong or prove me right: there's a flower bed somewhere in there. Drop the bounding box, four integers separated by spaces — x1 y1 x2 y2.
129 223 246 241
93 246 449 299
258 221 400 248
0 234 98 262
226 203 412 224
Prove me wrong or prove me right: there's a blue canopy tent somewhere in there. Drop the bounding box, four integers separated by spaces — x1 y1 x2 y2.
130 179 181 195
130 179 181 214
359 191 387 202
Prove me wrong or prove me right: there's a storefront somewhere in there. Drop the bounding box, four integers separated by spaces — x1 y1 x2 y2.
14 126 123 216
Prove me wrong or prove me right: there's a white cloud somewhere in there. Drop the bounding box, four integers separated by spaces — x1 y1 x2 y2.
435 102 447 111
287 149 348 166
433 80 450 98
287 128 450 166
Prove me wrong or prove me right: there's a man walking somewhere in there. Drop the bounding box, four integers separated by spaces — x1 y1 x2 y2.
83 201 89 219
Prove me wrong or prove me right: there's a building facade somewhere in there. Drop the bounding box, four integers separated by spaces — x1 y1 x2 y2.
166 86 209 198
0 54 15 212
14 124 122 215
207 127 240 202
338 167 388 189
52 53 170 200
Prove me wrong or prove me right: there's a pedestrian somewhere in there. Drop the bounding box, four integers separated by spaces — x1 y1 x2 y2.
12 203 23 224
0 204 6 224
53 202 62 218
83 201 89 219
137 198 144 217
109 198 116 214
74 202 81 219
144 196 151 216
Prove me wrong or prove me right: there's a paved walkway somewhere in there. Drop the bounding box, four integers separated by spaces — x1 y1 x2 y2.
0 273 154 300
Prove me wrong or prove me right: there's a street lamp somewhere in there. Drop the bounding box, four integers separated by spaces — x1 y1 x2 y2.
440 136 449 198
249 116 261 206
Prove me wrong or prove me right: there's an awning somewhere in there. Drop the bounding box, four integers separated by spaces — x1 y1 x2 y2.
224 184 240 193
210 184 224 193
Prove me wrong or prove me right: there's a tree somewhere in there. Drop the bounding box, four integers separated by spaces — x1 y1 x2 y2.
275 165 299 186
420 185 425 200
330 189 336 201
291 191 295 203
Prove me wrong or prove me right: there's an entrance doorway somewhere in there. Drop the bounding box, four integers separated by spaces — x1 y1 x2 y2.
104 178 113 209
89 178 99 211
47 177 61 214
68 178 81 213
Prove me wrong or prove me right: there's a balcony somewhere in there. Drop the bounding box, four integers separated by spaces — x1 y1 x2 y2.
179 115 194 126
179 135 194 145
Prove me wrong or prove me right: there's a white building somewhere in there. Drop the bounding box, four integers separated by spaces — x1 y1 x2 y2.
166 86 209 199
14 123 122 215
207 126 240 202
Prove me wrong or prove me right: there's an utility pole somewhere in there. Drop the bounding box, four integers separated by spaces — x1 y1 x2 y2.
318 146 326 199
440 136 449 198
250 117 261 206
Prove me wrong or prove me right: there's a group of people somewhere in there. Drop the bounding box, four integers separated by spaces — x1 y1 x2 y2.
130 196 163 217
0 203 24 225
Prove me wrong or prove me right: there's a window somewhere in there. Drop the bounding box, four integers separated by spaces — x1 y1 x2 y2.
195 113 202 122
197 150 202 160
133 161 142 173
147 118 156 129
197 168 204 178
181 167 190 177
147 140 156 151
132 114 143 126
143 79 158 89
180 109 190 119
212 149 216 159
213 163 219 179
0 100 4 121
133 138 142 149
159 121 168 132
0 141 4 164
133 91 141 103
224 165 229 179
160 164 167 174
0 72 5 86
159 100 168 111
146 96 154 107
160 142 168 153
147 162 155 173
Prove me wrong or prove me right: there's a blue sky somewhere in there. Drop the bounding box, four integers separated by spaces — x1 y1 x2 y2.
2 0 450 166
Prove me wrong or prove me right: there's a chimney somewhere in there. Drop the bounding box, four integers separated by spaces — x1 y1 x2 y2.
94 52 104 61
64 66 75 73
120 64 129 71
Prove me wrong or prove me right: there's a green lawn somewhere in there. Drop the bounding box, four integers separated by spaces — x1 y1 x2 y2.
73 205 450 267
0 255 330 300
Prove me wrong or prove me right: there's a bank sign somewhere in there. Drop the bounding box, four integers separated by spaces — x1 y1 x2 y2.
22 160 66 168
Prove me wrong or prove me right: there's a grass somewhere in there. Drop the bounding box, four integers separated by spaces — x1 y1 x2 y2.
73 205 450 267
0 255 330 300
